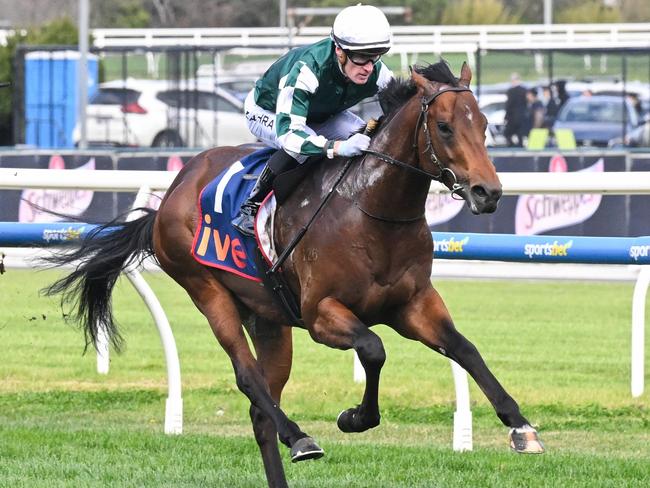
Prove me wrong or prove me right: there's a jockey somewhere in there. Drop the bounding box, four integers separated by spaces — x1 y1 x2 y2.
232 3 394 236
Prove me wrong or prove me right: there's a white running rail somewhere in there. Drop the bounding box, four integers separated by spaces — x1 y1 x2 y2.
3 23 644 52
86 23 650 51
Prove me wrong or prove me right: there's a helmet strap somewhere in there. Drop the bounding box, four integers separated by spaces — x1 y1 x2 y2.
334 45 347 65
334 46 350 80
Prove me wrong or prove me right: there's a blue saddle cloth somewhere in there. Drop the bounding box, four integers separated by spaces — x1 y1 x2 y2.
191 147 276 281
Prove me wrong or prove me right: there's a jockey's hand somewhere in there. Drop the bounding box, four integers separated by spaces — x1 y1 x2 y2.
335 133 371 157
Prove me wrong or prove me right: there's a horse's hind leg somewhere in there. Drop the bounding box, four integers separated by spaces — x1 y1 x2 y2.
307 297 386 433
174 271 318 460
248 322 296 488
393 288 544 454
248 319 323 487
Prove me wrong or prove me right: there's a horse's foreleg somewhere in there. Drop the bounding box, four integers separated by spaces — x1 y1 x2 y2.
393 288 544 453
309 297 385 433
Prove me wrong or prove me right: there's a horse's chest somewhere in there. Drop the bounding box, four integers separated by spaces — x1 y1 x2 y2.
357 247 431 316
366 278 414 309
345 259 420 316
296 245 416 309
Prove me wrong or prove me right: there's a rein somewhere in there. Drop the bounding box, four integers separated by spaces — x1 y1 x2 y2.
271 86 474 268
270 157 355 273
363 86 471 196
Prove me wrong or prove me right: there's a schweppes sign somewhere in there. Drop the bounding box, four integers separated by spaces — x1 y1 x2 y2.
515 156 603 235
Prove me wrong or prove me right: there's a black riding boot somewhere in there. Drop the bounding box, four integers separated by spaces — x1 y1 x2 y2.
232 150 299 236
232 164 276 236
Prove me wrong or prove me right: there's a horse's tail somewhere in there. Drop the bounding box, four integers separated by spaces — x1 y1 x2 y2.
43 208 158 353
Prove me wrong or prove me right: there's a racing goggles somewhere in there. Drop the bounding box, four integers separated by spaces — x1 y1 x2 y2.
345 50 382 66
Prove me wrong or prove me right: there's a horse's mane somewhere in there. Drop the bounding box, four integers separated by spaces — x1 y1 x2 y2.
377 60 459 123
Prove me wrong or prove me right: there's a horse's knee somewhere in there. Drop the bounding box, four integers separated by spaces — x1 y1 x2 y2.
448 332 476 354
427 318 466 354
355 331 386 369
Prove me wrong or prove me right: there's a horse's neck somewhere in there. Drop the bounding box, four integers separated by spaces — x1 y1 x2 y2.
345 108 431 219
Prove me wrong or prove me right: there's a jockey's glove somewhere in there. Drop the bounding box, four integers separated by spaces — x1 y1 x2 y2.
336 133 371 157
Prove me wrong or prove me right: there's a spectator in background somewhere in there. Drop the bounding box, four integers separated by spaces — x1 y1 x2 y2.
555 80 570 109
543 84 560 128
627 93 643 119
526 88 545 134
504 73 528 147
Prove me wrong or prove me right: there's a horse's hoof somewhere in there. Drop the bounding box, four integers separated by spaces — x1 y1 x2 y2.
336 407 380 433
290 436 324 463
509 425 545 454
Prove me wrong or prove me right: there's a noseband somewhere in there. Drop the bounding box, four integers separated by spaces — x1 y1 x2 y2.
363 86 471 196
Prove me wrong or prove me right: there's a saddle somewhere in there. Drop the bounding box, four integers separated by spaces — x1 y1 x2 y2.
192 148 328 325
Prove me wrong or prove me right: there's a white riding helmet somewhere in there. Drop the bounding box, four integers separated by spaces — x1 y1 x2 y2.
331 4 392 55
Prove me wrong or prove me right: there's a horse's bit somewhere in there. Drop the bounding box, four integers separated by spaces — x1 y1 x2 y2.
363 86 471 197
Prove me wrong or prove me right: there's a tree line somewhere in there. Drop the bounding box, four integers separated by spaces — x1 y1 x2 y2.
0 0 648 28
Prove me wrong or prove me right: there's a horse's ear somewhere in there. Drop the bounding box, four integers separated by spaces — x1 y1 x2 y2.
411 69 431 93
459 62 472 88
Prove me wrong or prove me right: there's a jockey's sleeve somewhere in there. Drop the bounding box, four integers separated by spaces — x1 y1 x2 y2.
275 60 327 156
376 62 394 91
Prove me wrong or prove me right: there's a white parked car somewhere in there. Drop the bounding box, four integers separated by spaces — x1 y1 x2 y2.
195 65 260 102
478 93 507 147
74 78 256 148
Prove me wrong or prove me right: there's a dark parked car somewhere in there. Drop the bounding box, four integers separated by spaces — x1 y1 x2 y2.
552 95 640 147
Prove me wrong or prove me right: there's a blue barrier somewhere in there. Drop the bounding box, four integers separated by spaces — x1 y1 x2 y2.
0 222 100 247
1 222 649 266
432 232 650 265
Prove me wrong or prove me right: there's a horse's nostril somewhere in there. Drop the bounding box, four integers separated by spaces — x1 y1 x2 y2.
471 185 488 200
471 185 502 202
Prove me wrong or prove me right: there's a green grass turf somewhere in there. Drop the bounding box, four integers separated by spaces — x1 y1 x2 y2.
0 269 648 487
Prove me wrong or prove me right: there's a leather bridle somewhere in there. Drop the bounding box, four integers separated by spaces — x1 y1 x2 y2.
363 86 472 197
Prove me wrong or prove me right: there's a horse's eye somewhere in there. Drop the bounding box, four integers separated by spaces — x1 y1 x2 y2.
437 122 453 137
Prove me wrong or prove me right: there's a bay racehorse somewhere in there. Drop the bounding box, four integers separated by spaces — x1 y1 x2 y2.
46 61 544 488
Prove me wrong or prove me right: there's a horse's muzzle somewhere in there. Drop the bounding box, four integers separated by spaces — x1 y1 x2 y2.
468 184 502 214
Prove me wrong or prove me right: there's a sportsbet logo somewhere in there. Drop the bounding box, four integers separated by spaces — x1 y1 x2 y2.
434 236 469 253
629 245 650 261
524 240 573 259
42 226 85 243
